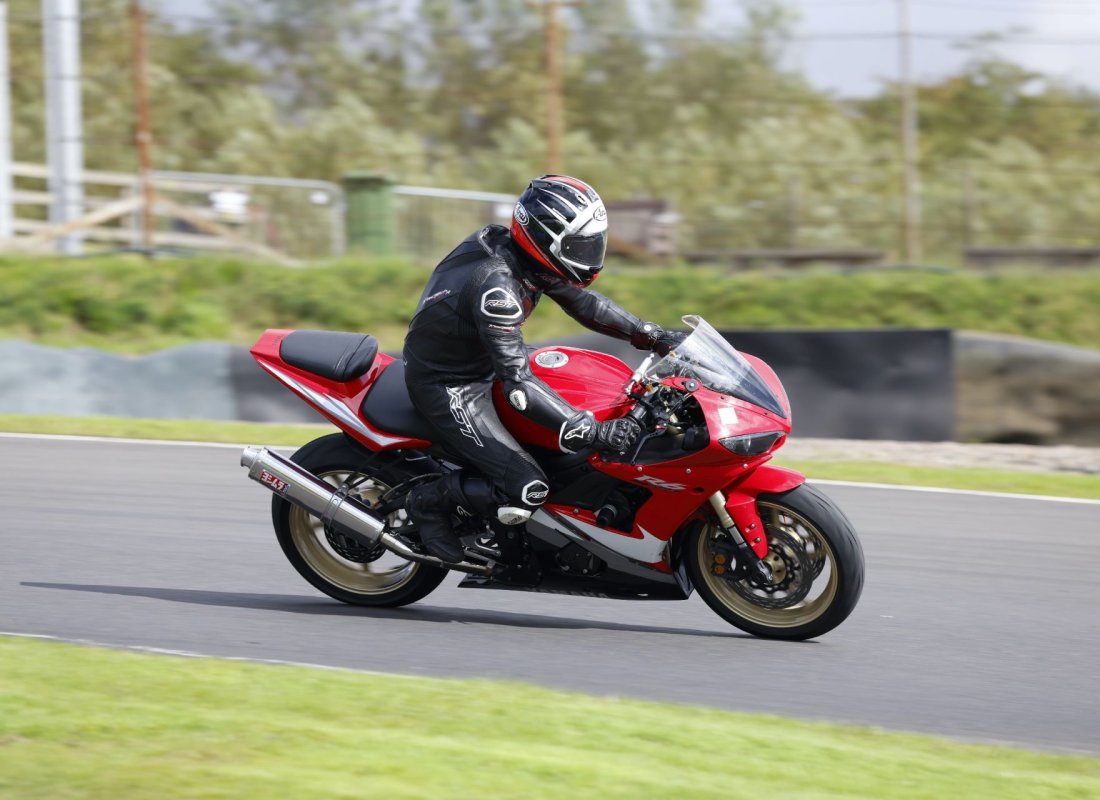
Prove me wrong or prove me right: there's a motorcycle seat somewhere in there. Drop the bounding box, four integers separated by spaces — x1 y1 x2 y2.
280 330 379 382
360 360 436 442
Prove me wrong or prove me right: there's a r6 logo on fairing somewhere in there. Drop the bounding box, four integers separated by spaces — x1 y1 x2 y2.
635 475 688 492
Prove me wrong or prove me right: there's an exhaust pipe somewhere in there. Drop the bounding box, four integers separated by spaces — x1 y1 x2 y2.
240 446 493 576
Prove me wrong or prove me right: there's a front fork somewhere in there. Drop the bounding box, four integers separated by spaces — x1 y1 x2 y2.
707 492 773 582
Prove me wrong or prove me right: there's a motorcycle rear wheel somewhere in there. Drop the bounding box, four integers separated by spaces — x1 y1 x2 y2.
272 434 448 607
686 483 865 640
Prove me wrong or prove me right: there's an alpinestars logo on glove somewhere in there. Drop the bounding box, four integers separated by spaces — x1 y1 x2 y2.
446 387 483 447
564 422 591 441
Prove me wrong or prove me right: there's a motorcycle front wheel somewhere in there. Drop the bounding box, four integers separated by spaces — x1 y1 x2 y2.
685 483 865 640
272 434 448 607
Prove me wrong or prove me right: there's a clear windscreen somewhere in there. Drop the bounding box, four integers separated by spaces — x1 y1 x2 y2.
646 316 786 418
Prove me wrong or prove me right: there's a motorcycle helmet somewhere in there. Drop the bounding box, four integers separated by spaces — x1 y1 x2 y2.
510 175 608 288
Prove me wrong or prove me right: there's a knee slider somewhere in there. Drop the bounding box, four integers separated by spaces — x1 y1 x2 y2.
496 507 532 525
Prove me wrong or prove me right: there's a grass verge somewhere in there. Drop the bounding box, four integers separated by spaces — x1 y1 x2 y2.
0 413 328 446
1 637 1097 800
2 414 1097 500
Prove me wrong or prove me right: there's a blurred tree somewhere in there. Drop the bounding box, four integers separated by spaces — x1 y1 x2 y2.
7 0 1100 259
859 43 1100 162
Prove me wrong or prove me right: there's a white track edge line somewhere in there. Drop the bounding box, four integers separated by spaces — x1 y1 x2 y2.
1 431 1097 506
0 631 421 679
808 478 1100 505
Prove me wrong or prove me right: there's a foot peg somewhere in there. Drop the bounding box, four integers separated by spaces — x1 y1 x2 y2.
487 527 542 587
491 558 542 588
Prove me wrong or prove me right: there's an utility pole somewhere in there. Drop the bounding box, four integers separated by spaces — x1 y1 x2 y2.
962 162 975 249
897 0 921 264
42 0 84 255
0 1 13 241
531 0 580 175
785 177 801 248
130 0 154 251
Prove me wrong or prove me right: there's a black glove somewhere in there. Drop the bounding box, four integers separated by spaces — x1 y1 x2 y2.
631 322 687 357
559 412 641 454
652 329 687 357
594 417 642 454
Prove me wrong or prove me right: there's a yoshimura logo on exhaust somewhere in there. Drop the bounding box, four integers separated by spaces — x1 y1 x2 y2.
259 469 289 496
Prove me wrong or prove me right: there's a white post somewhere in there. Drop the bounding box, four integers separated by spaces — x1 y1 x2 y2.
42 0 84 254
0 1 13 241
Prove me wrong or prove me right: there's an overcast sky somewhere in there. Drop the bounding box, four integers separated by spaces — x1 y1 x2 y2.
777 0 1100 95
168 0 1100 97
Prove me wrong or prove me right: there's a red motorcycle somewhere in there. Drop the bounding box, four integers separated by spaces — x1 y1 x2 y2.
241 316 864 639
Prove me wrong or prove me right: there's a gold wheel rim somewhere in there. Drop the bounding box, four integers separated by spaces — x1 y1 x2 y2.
697 501 839 629
289 470 419 595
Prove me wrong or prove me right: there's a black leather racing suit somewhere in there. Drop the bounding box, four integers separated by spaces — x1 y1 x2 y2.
403 224 655 517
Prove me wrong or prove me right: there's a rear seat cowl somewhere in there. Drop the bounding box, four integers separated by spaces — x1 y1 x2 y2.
279 330 379 382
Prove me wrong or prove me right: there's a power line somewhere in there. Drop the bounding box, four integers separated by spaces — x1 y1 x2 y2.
11 7 1100 46
8 61 1099 115
144 11 1100 45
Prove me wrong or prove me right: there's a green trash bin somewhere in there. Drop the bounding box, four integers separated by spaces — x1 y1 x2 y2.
343 171 394 254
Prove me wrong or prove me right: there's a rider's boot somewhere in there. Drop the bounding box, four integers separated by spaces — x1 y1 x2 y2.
405 472 467 563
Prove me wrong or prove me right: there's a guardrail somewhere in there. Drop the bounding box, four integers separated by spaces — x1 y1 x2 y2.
6 162 345 261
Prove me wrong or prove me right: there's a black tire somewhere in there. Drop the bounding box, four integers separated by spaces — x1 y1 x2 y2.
272 433 447 607
685 483 865 640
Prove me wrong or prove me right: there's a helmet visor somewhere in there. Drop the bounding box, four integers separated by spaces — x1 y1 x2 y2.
560 230 608 268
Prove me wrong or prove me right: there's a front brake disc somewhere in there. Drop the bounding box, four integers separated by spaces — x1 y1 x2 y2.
725 529 814 609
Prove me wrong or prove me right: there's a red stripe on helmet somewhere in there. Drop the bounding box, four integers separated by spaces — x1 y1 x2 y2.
541 174 595 197
511 218 569 280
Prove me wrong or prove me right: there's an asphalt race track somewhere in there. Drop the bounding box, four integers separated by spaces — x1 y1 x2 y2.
2 436 1098 754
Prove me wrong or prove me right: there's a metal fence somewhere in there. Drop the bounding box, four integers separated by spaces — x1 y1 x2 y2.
152 171 345 260
7 162 345 261
392 185 514 263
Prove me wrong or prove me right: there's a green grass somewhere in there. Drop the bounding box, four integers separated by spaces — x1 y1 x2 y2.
1 637 1096 799
2 254 1099 352
2 414 1097 499
0 413 329 445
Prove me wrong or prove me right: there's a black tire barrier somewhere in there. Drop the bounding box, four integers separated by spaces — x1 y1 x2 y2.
5 329 1100 444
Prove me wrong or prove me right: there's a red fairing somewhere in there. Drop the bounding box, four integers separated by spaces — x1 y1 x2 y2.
497 345 804 566
719 465 806 558
493 346 635 451
249 329 431 452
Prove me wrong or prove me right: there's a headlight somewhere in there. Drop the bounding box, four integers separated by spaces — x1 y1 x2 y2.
719 431 783 456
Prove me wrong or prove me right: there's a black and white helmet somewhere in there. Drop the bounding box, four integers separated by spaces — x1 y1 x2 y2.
511 175 609 288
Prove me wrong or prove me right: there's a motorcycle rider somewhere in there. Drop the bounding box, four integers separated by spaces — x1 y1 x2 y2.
403 175 685 563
